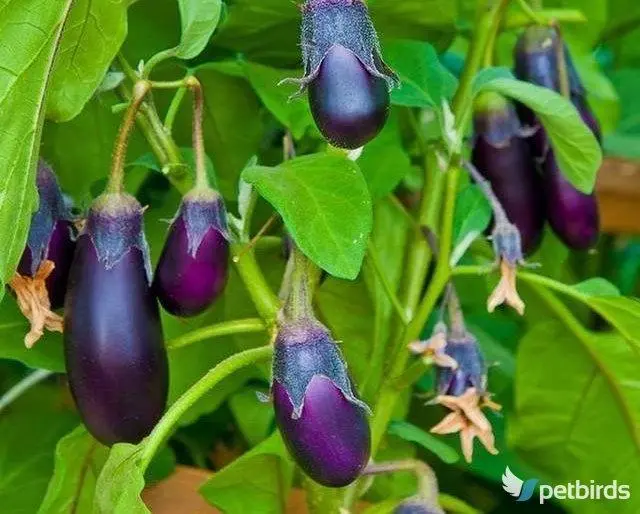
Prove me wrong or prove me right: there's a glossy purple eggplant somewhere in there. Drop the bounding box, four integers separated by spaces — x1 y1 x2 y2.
472 92 545 255
308 45 390 148
284 0 398 148
64 193 168 445
514 26 601 250
153 190 229 317
18 161 76 309
272 320 370 487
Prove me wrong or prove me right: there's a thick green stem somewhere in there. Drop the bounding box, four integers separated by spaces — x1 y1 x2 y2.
504 8 586 28
231 243 281 323
368 0 513 457
139 346 273 470
184 76 210 190
282 245 320 322
167 318 266 350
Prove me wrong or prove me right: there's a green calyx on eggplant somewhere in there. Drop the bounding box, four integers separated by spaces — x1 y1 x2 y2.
64 193 168 445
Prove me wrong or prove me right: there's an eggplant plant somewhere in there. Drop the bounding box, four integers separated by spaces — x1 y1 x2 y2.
0 0 639 513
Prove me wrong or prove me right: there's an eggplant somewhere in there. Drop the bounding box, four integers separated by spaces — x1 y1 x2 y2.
64 193 168 445
284 0 398 149
471 92 545 255
272 320 370 487
514 26 601 250
394 500 444 514
18 161 76 309
153 190 229 317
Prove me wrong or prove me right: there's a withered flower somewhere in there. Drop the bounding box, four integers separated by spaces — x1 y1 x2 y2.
487 220 526 315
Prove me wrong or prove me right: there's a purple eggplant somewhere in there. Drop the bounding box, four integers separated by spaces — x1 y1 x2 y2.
308 44 390 149
514 26 601 250
471 92 545 255
284 0 398 149
153 190 229 317
64 193 168 445
272 320 370 487
17 161 76 309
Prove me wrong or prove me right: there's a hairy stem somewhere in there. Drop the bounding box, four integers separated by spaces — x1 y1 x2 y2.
185 76 209 190
0 369 53 414
167 318 266 350
107 81 151 194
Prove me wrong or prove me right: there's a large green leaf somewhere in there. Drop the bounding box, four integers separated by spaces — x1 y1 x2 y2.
511 322 640 513
176 0 222 59
385 40 458 108
242 62 316 140
478 78 602 194
38 426 109 514
242 154 373 279
0 382 78 514
199 433 293 514
0 0 73 303
47 0 133 122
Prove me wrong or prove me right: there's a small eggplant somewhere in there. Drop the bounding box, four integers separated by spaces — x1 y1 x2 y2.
285 0 398 149
153 189 229 317
17 161 76 309
471 92 545 255
394 500 444 514
272 320 370 487
64 193 168 445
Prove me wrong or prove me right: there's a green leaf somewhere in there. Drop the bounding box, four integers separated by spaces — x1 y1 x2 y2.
571 277 621 297
358 113 413 200
94 444 148 514
47 0 133 122
242 154 373 279
38 426 109 514
176 0 223 59
0 298 65 371
0 0 74 303
451 185 492 265
511 322 640 513
388 420 460 464
199 433 293 514
471 67 514 93
229 387 274 447
384 40 458 108
0 381 78 513
479 78 602 194
242 62 316 140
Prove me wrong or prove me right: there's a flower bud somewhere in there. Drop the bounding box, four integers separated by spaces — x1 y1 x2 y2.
272 319 370 487
436 334 486 398
153 189 229 317
64 193 168 445
472 92 545 255
17 161 76 309
284 0 398 148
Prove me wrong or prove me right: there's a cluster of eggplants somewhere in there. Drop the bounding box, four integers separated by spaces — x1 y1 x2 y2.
272 319 371 487
513 26 600 250
18 160 76 309
287 0 398 149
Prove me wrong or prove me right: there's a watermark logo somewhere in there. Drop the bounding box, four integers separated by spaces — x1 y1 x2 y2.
501 466 631 504
502 466 538 502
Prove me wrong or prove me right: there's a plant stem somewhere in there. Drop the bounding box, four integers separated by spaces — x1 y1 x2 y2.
366 241 409 325
364 460 441 505
231 242 281 323
165 86 188 132
503 8 586 28
184 76 209 190
464 160 509 223
282 245 320 322
167 318 266 350
368 0 513 457
514 0 545 25
0 369 53 414
142 48 177 78
304 477 345 514
139 346 273 470
107 80 151 194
